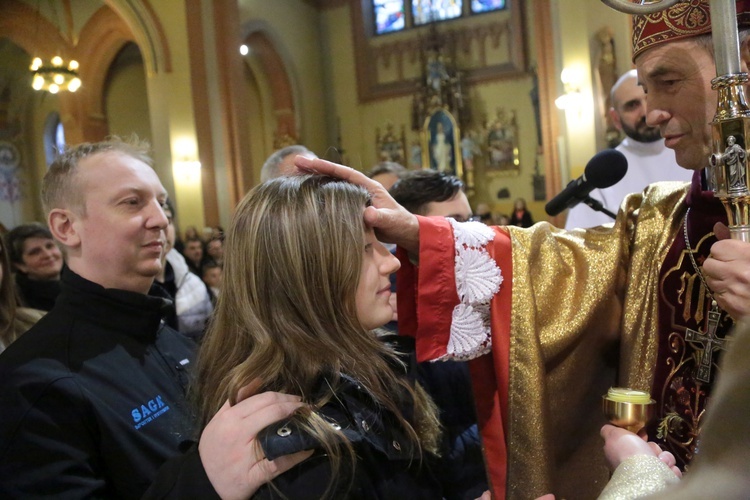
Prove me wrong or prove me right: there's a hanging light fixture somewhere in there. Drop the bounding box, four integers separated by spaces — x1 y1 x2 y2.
30 56 81 94
29 0 81 94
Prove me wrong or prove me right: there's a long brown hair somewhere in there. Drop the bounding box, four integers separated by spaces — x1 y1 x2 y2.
194 175 439 493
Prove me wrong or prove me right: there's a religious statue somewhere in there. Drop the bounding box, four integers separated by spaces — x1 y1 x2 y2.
432 123 451 172
423 109 459 175
461 132 480 172
410 140 422 169
724 135 747 190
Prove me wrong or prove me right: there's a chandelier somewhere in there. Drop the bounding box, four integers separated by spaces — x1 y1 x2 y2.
30 56 81 94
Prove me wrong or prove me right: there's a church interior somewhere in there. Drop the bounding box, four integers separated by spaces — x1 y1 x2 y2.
1 0 633 233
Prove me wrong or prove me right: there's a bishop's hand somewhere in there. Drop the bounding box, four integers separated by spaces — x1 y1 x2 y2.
294 156 420 254
703 222 750 319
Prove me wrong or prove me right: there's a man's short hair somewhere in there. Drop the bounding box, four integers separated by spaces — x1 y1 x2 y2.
5 223 54 266
41 137 152 216
260 145 314 182
390 170 464 216
202 260 221 275
366 161 407 179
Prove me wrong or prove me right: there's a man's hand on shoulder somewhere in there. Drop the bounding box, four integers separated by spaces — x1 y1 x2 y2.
199 381 312 499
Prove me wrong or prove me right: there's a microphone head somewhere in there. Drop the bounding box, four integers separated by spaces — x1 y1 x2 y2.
583 149 628 189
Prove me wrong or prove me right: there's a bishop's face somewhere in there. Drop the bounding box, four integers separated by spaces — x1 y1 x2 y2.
636 38 718 171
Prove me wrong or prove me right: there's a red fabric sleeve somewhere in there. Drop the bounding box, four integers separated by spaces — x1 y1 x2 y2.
396 216 458 361
469 226 511 498
396 218 512 499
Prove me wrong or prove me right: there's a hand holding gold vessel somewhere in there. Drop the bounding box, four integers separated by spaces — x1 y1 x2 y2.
602 387 655 434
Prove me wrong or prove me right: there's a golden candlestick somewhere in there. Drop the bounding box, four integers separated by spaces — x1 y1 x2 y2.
602 387 655 434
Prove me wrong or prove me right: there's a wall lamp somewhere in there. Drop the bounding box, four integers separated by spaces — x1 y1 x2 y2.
555 67 585 111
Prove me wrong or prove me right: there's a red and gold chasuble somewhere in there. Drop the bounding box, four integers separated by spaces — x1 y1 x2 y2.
397 173 730 499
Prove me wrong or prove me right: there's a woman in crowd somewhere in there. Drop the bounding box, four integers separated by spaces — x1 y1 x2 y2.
5 223 63 311
0 234 45 353
509 197 534 228
193 175 443 498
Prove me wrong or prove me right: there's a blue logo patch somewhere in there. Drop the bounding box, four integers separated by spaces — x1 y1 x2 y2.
131 395 170 429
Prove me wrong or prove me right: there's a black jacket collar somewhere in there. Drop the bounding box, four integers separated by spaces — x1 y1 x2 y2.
56 267 170 339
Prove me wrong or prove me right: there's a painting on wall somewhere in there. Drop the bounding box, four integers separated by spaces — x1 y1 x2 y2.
485 108 520 175
375 123 407 164
421 108 462 176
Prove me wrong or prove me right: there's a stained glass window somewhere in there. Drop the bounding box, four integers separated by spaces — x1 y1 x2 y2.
372 0 504 35
471 0 506 14
374 0 406 34
412 0 462 26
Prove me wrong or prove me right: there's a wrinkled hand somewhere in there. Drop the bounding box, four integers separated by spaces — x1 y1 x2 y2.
294 156 420 254
600 425 681 478
199 380 312 499
703 222 750 319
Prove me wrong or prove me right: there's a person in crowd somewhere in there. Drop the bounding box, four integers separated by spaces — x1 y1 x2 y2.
565 69 691 229
153 202 213 341
182 236 205 276
201 261 222 302
294 3 750 491
0 138 309 498
508 197 533 227
390 169 487 500
208 225 224 241
475 203 494 225
183 225 201 242
0 234 45 354
188 175 444 497
5 223 63 311
390 169 473 222
366 161 407 191
205 237 224 267
495 213 510 225
260 144 317 182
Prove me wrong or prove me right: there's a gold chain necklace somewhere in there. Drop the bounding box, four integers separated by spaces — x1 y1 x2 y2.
683 207 718 310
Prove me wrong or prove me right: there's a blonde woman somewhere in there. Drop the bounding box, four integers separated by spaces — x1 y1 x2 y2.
194 175 442 498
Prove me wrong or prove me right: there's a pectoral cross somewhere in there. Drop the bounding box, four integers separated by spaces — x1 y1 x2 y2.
685 304 730 383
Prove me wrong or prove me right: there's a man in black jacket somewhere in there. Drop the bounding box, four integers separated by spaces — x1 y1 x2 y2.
0 139 308 498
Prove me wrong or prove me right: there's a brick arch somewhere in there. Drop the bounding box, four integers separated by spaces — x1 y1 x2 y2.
243 29 297 142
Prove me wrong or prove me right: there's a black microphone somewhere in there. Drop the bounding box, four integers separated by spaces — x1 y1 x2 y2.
545 149 628 216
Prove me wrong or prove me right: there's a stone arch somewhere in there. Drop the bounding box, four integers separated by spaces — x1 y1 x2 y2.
241 24 298 143
0 0 71 59
104 0 171 75
76 6 137 127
